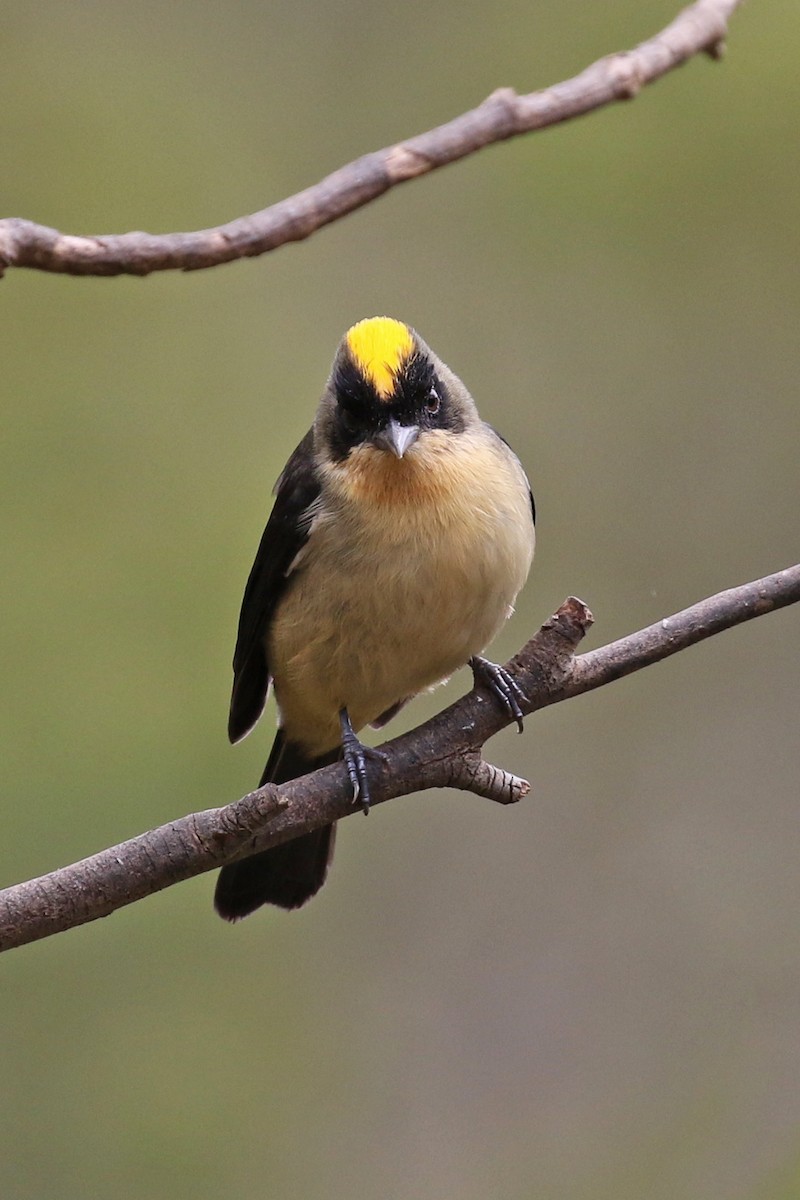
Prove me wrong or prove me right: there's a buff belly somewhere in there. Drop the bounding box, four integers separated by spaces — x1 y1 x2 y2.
268 429 534 756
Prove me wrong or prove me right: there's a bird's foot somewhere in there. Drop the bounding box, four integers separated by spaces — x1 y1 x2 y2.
469 656 527 733
339 709 387 814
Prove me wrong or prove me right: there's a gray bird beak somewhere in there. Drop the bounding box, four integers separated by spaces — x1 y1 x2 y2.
376 419 420 459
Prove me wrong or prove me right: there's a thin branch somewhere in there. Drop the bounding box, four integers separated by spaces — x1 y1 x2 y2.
0 0 743 279
1 564 797 954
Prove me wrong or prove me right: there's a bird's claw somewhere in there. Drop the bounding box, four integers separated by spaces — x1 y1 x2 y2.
469 656 527 733
339 709 387 813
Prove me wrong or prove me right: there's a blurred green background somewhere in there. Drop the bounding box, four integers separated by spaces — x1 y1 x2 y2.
2 2 799 1197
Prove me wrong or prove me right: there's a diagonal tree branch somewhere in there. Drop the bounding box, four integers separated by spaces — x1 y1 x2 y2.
0 0 743 279
1 564 797 954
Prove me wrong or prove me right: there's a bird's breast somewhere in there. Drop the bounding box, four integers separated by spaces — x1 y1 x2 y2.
269 428 534 753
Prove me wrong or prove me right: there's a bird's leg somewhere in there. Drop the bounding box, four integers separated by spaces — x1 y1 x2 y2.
339 708 387 814
469 656 527 733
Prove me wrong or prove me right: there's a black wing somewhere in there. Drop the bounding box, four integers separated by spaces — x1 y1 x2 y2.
228 429 321 744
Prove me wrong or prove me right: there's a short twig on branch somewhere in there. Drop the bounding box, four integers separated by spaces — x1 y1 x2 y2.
0 564 797 954
0 0 744 279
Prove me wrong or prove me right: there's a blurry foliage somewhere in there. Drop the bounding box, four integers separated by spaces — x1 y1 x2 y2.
1 2 799 1198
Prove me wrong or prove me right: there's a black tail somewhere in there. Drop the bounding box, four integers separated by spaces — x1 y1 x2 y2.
214 732 339 920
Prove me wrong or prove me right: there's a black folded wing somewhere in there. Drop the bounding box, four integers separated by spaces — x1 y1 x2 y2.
228 429 321 743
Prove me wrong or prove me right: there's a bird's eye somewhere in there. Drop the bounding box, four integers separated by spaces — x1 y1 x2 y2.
425 387 441 415
338 402 361 433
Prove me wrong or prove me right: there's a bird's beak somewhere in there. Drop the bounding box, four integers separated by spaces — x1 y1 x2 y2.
375 419 420 459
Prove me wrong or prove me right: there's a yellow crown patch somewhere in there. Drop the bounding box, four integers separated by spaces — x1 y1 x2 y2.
345 317 414 399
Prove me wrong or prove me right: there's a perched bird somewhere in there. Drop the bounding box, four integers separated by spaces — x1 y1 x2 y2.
215 317 535 920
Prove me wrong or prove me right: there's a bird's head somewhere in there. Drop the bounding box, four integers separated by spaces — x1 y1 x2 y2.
316 317 478 466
